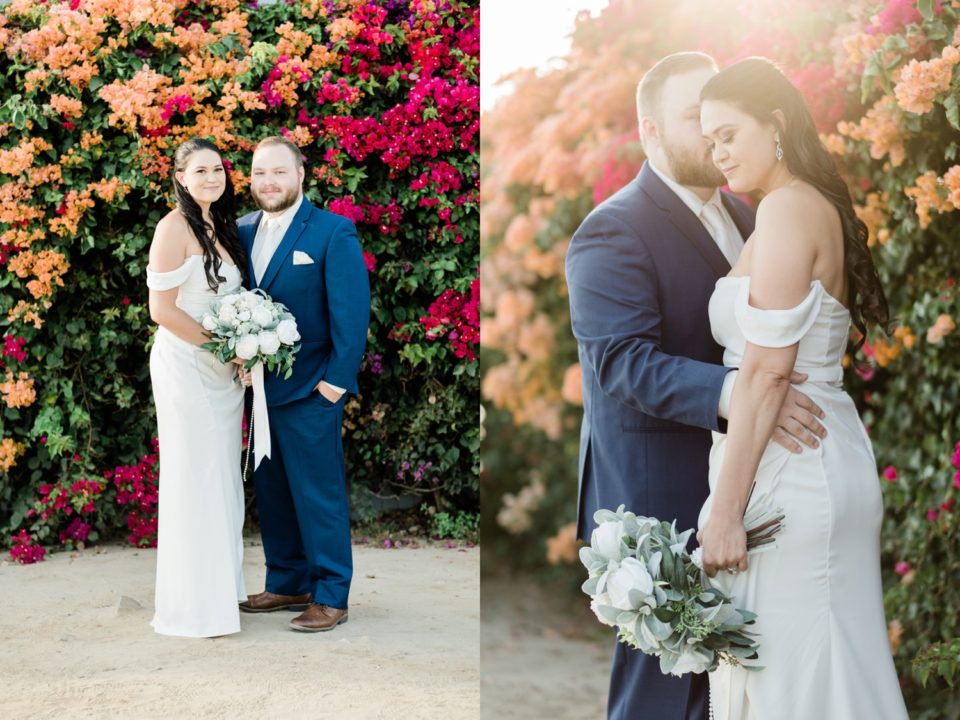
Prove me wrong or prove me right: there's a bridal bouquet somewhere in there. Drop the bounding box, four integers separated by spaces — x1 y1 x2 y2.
200 289 301 471
200 289 301 378
580 503 784 676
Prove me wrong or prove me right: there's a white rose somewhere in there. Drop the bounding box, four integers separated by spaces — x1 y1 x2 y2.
276 318 301 345
606 557 654 611
258 330 281 355
251 306 274 327
241 291 261 308
591 520 626 562
201 315 218 331
235 334 260 360
218 304 237 322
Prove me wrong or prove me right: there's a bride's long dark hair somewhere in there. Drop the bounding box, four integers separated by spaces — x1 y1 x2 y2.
700 57 890 352
172 138 247 290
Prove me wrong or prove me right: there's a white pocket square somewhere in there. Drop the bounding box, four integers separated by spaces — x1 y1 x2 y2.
293 250 314 265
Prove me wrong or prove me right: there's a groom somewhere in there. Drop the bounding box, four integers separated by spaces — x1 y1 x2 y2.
565 53 826 718
237 136 370 632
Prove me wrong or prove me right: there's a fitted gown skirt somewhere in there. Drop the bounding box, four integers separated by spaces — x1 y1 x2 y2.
149 328 247 637
699 384 908 720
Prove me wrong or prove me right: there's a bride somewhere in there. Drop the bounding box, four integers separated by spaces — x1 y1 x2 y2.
695 58 908 718
146 138 250 637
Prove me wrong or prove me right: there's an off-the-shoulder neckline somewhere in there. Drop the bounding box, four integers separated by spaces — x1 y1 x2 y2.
147 253 238 274
719 275 849 313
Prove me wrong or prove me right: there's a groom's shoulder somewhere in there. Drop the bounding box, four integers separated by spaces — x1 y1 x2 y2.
238 209 260 228
577 177 653 237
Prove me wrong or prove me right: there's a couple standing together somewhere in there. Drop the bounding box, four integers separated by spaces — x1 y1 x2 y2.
566 54 909 718
146 136 370 637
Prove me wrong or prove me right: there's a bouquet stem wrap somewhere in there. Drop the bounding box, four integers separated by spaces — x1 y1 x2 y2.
252 361 270 469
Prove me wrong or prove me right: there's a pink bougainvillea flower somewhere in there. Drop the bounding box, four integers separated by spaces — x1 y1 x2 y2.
894 561 911 575
882 465 897 482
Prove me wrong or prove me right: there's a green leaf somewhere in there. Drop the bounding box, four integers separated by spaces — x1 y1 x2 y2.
918 0 935 20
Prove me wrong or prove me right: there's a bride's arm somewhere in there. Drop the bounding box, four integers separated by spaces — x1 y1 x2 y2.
147 215 213 348
700 190 818 577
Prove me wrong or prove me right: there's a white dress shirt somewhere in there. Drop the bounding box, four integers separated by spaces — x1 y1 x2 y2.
648 161 744 420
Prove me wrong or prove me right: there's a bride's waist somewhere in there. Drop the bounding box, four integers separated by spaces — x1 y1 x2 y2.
726 364 844 385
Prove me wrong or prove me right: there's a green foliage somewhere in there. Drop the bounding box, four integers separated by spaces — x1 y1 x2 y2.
0 0 479 554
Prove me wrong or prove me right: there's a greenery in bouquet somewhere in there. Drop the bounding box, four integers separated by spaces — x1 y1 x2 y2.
201 289 301 378
580 506 784 676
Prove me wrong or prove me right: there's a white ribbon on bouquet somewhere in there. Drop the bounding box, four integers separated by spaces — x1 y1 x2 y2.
242 362 271 478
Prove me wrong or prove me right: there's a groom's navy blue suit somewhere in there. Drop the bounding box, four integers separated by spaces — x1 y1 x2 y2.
239 197 369 609
566 161 755 720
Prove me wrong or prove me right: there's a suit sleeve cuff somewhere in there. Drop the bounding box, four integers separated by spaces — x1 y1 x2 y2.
718 369 738 420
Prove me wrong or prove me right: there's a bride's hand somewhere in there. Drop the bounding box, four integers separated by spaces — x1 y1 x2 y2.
698 513 748 578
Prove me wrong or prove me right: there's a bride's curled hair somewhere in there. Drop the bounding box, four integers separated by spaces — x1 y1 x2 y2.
172 138 247 290
700 57 890 352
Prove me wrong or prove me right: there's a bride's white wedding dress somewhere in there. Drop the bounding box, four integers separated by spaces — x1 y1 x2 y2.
147 254 247 637
699 276 908 719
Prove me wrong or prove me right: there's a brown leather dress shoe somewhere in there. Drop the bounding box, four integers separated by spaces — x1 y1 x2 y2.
239 591 312 613
289 603 349 632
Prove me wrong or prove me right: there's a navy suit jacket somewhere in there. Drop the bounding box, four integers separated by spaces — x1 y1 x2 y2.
238 198 370 407
566 162 756 543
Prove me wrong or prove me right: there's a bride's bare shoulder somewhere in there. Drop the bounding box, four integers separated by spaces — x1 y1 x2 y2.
757 183 836 227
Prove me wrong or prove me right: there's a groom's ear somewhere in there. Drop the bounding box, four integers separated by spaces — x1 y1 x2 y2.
640 116 659 149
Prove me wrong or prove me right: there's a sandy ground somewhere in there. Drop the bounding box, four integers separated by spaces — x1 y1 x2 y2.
0 539 478 720
481 575 610 719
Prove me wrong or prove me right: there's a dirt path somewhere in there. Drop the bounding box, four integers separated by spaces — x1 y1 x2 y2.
481 575 610 719
0 540 479 720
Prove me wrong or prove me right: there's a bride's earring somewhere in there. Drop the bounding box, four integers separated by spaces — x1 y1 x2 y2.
775 138 784 161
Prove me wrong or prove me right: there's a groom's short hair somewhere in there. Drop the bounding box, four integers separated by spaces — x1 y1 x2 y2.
636 52 718 126
254 136 305 170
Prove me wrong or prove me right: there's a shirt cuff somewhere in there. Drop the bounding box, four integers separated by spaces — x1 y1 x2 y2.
718 369 738 420
320 380 346 396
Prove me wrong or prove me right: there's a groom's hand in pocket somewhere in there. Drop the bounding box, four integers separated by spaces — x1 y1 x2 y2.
315 380 344 404
772 372 826 454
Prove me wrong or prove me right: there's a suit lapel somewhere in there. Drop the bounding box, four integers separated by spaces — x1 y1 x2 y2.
637 162 731 277
258 199 313 292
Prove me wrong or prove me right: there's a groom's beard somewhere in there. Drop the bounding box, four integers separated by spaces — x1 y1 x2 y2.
251 185 300 213
662 140 726 189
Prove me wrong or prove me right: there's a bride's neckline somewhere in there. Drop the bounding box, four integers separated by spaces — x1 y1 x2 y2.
719 275 849 312
184 252 238 269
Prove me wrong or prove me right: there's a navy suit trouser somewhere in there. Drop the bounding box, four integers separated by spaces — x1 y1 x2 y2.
253 391 352 609
608 639 709 720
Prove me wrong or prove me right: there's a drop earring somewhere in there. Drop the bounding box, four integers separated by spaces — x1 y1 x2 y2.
775 139 784 161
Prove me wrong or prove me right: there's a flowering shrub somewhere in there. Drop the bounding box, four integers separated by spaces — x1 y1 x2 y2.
0 0 478 558
482 1 960 714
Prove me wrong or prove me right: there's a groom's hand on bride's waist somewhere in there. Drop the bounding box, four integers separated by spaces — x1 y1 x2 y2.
772 372 827 454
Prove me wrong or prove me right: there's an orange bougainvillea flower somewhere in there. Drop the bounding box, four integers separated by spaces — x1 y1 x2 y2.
0 437 25 472
904 170 953 229
838 96 907 167
0 371 36 408
561 363 583 406
7 301 45 330
894 46 960 115
8 249 70 299
927 313 956 344
546 522 580 564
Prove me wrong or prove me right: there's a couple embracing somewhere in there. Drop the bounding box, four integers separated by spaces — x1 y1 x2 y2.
566 53 909 718
146 136 370 638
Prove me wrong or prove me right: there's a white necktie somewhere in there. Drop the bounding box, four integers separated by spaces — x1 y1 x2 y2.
700 201 741 268
253 217 282 284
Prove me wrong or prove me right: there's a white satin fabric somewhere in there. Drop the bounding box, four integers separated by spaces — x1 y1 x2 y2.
147 255 247 637
699 276 907 719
